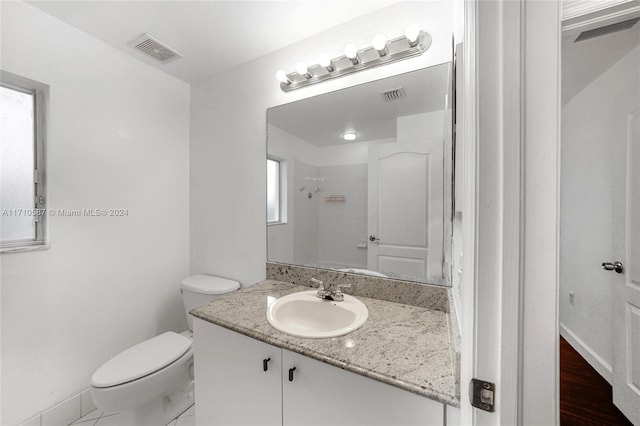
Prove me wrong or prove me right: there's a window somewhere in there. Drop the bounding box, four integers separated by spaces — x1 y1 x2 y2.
1 72 47 251
267 158 281 224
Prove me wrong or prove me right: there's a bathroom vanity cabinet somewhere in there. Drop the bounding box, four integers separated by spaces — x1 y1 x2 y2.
194 318 449 426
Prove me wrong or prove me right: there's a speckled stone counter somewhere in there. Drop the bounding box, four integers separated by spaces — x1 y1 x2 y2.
191 279 460 407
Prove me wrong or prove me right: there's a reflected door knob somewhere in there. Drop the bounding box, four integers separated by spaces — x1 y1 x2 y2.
369 235 380 243
602 261 624 274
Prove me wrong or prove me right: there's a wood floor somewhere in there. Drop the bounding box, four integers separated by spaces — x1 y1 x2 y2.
560 337 633 425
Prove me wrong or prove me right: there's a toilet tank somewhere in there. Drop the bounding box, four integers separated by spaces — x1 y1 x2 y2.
180 275 240 331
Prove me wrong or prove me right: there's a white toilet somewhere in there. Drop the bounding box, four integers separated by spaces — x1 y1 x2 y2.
90 275 240 426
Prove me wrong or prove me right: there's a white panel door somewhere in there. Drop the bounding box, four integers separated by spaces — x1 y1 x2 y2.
612 107 640 424
193 319 282 426
281 349 444 426
368 145 443 283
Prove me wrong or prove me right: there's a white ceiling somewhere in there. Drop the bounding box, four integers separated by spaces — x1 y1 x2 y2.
26 1 401 84
268 63 450 146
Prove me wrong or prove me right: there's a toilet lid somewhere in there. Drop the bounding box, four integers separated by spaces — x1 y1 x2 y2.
181 275 240 295
91 332 191 388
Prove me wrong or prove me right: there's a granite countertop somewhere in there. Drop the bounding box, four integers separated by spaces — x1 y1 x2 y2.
191 279 459 407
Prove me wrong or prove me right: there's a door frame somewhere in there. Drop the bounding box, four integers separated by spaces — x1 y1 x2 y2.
460 1 561 424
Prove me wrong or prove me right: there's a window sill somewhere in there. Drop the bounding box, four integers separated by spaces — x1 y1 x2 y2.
267 221 288 227
1 243 49 254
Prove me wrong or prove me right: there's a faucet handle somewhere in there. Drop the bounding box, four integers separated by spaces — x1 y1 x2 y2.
312 278 330 299
331 284 351 302
310 277 324 290
335 283 351 294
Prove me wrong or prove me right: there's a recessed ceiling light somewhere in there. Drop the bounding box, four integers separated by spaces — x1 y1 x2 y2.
343 132 357 141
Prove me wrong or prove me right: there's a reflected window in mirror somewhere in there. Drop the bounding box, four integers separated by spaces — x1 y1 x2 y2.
267 157 286 225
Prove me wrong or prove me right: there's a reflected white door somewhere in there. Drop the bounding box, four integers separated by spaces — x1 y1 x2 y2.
367 143 443 283
612 107 640 424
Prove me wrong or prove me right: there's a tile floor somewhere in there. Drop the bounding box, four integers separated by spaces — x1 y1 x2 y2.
68 404 195 426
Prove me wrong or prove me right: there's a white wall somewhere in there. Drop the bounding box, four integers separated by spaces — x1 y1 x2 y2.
560 44 640 380
316 163 368 268
190 1 454 286
0 2 190 424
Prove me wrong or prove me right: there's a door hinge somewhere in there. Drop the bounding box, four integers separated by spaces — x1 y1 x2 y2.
470 378 495 412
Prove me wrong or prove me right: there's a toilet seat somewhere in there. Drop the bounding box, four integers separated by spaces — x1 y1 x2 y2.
91 332 191 388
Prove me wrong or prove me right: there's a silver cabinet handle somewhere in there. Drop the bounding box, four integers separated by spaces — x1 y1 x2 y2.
602 261 624 274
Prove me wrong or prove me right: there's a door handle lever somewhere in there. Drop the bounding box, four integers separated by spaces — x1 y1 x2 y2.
602 261 624 274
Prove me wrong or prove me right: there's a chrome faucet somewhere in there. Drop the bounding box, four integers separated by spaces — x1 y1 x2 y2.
311 278 351 302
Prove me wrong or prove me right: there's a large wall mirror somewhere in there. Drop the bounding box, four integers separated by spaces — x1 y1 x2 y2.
267 62 453 286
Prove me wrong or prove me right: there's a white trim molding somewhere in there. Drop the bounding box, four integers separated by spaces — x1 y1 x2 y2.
560 323 613 383
467 0 561 424
562 0 634 21
459 1 477 425
562 0 640 33
521 1 562 425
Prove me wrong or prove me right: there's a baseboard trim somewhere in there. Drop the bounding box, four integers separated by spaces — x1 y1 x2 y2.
560 323 612 383
18 387 96 426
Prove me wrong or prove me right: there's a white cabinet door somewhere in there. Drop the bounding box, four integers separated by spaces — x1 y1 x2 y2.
282 349 444 426
193 318 282 426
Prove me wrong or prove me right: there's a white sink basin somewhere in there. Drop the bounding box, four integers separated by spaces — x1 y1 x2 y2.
266 290 368 339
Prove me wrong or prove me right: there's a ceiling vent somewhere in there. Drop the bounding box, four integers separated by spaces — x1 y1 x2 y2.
380 87 407 102
128 33 183 64
574 17 640 42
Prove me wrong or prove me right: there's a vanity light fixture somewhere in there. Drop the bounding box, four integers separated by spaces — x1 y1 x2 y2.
275 24 431 92
343 132 358 141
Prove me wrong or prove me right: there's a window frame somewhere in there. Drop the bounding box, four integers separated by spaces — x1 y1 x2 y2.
1 72 47 252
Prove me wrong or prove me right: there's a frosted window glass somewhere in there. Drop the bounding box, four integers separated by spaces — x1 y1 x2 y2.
1 85 36 241
267 159 280 223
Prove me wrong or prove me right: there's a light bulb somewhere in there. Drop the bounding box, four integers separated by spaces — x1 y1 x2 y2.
319 54 331 67
372 34 388 56
319 54 335 72
343 132 357 141
344 43 360 65
405 24 421 46
296 62 312 79
275 69 291 85
345 43 358 59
